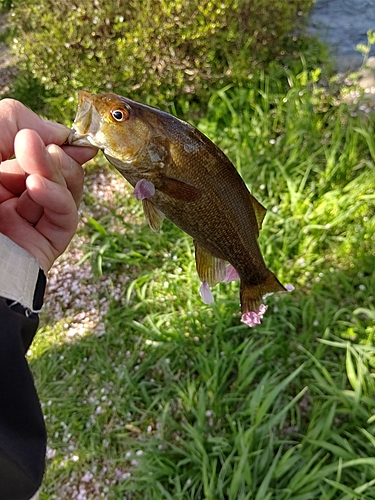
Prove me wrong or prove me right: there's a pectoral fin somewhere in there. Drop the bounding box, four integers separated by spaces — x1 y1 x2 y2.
194 241 226 286
157 176 201 202
249 193 267 230
142 199 165 232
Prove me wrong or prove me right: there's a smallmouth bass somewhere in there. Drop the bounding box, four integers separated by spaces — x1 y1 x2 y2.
68 91 289 326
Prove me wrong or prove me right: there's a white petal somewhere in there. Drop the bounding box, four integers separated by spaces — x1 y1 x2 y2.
200 281 214 304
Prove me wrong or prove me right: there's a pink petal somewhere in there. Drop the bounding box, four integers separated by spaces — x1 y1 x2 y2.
224 264 240 282
285 283 294 292
241 304 268 327
200 281 214 304
258 303 268 315
241 312 261 327
133 179 155 200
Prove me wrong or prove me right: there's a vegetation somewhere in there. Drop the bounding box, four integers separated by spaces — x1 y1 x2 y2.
4 1 375 498
27 67 375 498
9 0 316 116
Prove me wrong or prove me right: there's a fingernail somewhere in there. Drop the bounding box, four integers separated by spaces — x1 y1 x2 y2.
39 175 47 188
47 144 74 171
46 143 59 153
63 156 74 171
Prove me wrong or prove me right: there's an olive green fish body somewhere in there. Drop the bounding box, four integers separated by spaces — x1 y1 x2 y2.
68 91 286 317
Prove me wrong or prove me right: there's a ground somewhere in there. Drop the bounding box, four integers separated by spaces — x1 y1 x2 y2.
0 12 17 95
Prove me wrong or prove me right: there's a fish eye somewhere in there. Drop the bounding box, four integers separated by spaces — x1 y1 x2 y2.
110 108 128 122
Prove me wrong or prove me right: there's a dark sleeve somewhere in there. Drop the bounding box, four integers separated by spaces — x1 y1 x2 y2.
0 271 46 500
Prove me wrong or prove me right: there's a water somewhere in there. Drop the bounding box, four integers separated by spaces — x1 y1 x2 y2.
309 0 375 69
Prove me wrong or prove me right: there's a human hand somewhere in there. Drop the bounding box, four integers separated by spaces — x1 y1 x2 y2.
0 99 97 274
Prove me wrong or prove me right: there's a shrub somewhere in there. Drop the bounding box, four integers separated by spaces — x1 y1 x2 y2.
10 0 314 117
0 0 12 12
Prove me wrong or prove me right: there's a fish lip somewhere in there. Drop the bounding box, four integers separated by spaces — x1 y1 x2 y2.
67 127 93 146
67 91 103 147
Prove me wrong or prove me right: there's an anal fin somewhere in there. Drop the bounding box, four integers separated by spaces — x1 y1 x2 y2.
194 241 226 286
142 199 165 232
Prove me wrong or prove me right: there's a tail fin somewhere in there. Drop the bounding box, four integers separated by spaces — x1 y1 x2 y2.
240 270 286 314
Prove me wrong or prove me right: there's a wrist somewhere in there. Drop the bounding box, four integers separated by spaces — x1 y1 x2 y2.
0 233 46 312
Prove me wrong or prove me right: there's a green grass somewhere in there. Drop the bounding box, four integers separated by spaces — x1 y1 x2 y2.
28 66 375 498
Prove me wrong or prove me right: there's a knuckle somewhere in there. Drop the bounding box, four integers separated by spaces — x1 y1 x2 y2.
0 98 24 117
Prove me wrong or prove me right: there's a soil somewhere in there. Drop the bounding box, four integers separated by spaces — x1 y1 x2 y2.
0 12 17 95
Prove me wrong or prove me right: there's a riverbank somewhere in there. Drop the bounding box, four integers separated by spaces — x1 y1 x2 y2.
309 0 375 71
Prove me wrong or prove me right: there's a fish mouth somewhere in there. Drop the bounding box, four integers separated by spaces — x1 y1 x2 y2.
67 127 93 147
67 90 102 147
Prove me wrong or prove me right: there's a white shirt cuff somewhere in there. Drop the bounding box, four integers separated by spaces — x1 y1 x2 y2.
0 233 42 311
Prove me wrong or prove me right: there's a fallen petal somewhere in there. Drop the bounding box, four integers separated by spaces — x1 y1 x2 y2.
200 281 214 304
285 283 294 292
258 303 268 315
224 264 240 282
241 312 261 327
241 304 268 327
133 179 156 200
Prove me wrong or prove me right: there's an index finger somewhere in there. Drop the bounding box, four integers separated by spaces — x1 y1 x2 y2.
0 99 70 162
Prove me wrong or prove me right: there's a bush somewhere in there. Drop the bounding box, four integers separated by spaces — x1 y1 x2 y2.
10 0 314 117
0 0 12 12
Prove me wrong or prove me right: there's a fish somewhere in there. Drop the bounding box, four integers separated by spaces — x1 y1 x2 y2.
68 91 289 326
